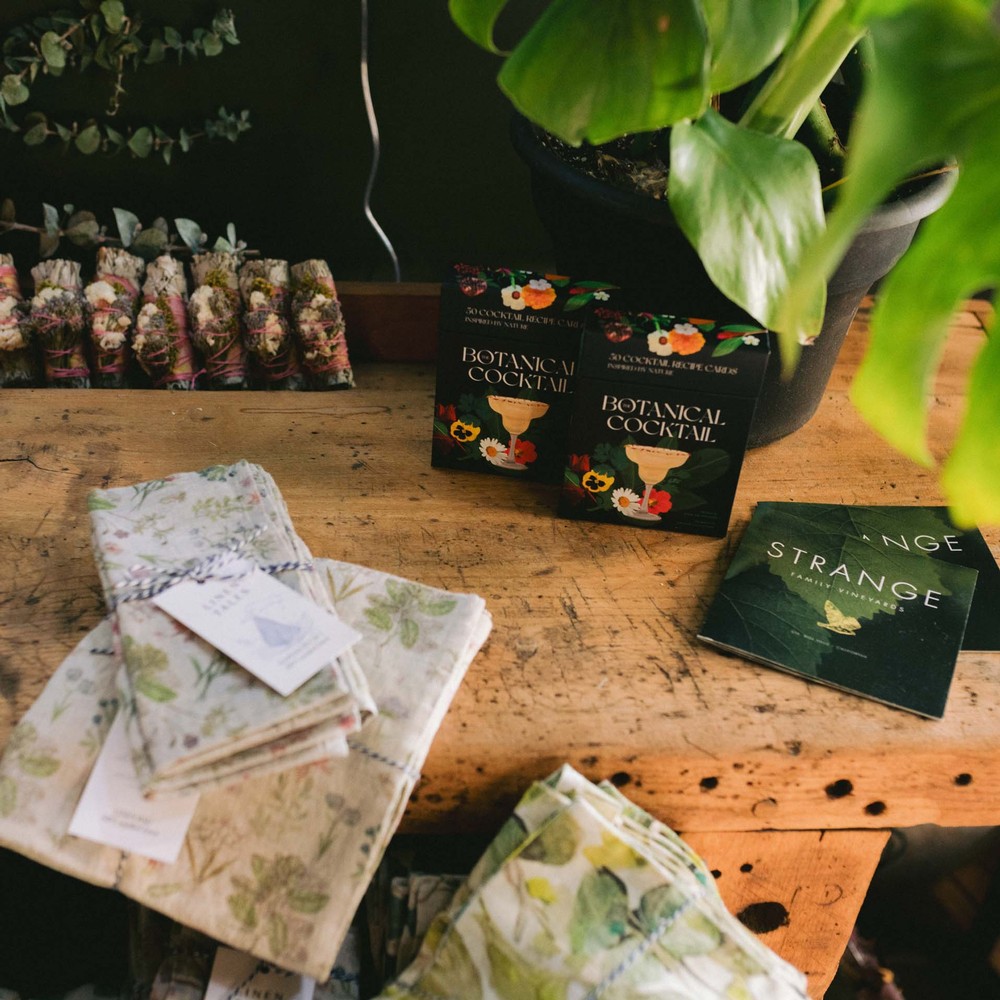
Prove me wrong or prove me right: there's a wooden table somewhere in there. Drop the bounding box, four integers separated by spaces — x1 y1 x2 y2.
1 295 997 997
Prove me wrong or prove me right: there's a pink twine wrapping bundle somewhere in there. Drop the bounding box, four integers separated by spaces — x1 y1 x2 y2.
39 340 91 381
0 263 19 297
135 295 200 388
134 255 200 389
87 272 140 381
240 260 304 388
290 259 353 389
195 292 248 385
189 256 247 388
30 260 90 386
0 259 40 387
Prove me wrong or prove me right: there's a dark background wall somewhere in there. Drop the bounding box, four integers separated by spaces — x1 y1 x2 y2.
0 0 553 281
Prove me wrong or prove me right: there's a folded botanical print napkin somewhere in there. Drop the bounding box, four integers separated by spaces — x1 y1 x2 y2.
394 873 467 978
0 559 491 980
367 868 468 986
88 461 376 796
379 765 808 1000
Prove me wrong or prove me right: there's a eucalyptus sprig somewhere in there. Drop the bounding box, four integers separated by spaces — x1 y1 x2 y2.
13 106 251 164
0 2 248 164
0 198 253 262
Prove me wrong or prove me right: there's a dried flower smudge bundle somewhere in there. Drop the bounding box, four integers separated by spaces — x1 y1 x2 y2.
135 254 200 389
0 253 39 388
240 258 305 390
189 253 248 389
30 258 90 388
291 259 354 389
85 247 145 389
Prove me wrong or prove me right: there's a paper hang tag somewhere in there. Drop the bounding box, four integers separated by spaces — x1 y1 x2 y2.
152 564 362 697
205 946 316 1000
68 712 198 863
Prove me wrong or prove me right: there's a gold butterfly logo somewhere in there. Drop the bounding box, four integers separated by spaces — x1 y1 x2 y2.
817 600 861 635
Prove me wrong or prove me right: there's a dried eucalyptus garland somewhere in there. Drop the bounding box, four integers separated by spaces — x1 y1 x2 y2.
0 3 249 164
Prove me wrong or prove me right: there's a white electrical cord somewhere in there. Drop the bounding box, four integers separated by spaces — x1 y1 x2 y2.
360 0 401 282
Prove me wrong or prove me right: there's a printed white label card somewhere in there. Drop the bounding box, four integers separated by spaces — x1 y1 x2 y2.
152 565 362 697
68 712 198 863
204 946 315 1000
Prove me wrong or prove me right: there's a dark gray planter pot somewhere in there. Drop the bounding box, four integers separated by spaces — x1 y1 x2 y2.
510 115 957 447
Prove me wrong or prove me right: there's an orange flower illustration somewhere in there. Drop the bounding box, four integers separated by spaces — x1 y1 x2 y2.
522 278 556 310
667 322 706 356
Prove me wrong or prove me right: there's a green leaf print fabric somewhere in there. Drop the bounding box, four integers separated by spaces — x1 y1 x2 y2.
0 558 491 980
88 461 377 796
379 766 807 1000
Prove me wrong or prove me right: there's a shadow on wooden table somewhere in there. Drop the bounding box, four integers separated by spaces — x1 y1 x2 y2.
829 825 1000 1000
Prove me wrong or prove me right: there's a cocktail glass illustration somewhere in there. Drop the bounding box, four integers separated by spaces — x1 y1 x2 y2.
486 395 550 470
622 444 689 520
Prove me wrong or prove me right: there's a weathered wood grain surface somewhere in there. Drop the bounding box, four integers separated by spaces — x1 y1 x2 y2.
684 828 890 998
2 300 995 837
0 296 994 996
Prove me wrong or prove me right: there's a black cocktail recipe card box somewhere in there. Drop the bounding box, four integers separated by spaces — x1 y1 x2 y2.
431 263 615 483
559 309 770 537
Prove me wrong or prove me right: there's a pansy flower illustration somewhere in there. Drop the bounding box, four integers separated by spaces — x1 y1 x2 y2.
450 419 480 443
480 437 506 466
581 469 614 493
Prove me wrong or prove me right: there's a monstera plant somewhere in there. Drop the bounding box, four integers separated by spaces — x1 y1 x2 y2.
450 0 1000 525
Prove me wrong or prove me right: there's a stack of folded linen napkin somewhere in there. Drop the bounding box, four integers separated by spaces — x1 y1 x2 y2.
0 461 492 981
377 765 809 1000
89 460 376 797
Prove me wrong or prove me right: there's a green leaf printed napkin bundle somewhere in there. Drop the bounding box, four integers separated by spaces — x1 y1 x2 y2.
88 461 376 796
0 469 492 979
367 867 469 985
378 765 807 1000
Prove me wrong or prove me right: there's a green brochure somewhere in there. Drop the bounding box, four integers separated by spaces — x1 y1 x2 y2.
698 504 980 719
756 502 1000 652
